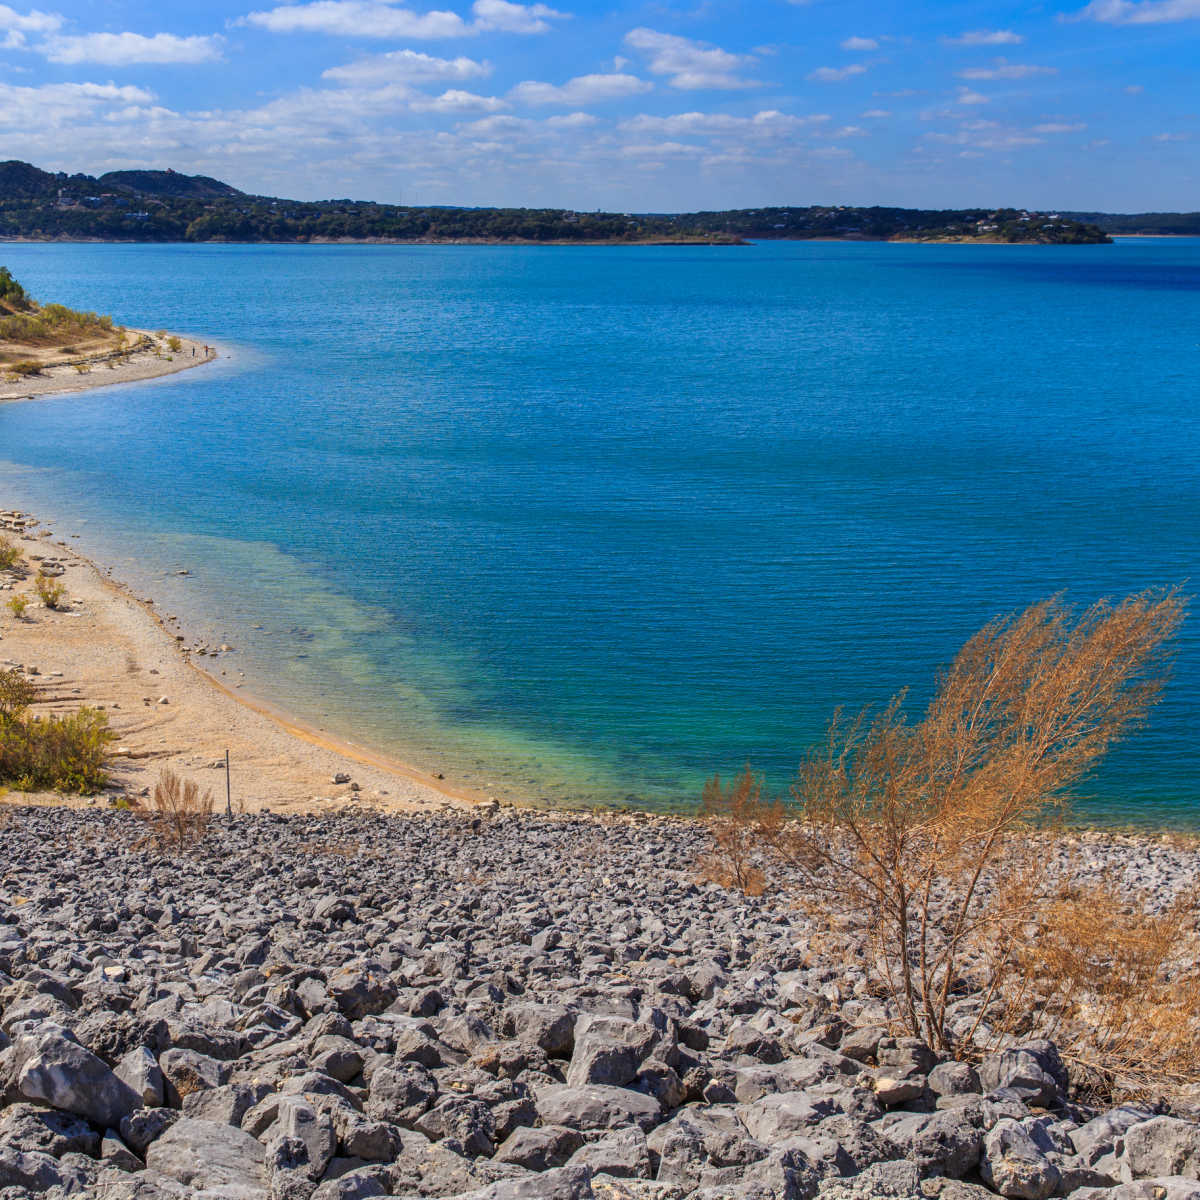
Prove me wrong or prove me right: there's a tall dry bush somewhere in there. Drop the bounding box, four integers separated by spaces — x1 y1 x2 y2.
141 769 213 853
702 590 1187 1075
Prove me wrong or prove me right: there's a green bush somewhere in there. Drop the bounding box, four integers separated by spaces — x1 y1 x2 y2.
0 266 28 308
0 708 113 793
0 538 20 571
6 595 28 619
34 572 65 609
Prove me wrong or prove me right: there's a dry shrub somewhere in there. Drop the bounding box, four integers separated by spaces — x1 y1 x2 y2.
698 766 768 895
0 538 20 571
141 768 213 853
34 573 66 610
1001 882 1200 1103
702 589 1189 1075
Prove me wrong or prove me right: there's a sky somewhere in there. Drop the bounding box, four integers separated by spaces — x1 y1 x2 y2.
0 0 1196 211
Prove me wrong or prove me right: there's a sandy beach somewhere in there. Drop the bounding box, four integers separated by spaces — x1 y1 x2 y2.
0 329 216 404
0 512 475 813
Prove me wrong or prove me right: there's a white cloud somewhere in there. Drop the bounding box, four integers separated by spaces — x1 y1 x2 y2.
808 63 867 82
621 109 826 137
0 79 156 130
860 108 890 117
544 111 597 127
1069 0 1200 22
0 2 58 48
956 88 989 105
471 0 565 33
624 27 759 90
1153 130 1191 140
958 59 1057 80
242 0 564 39
1034 121 1086 132
410 88 505 111
42 32 223 65
840 36 878 51
1124 83 1144 93
943 29 1023 45
323 49 490 85
510 73 651 106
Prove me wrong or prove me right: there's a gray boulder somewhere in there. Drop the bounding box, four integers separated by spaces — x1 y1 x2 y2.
144 1117 267 1196
978 1042 1066 1108
1120 1116 1200 1182
979 1117 1060 1200
535 1085 661 1133
15 1027 142 1129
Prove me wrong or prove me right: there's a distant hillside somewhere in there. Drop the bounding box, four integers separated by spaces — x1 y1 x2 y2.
96 168 243 200
0 158 1116 245
1065 211 1200 236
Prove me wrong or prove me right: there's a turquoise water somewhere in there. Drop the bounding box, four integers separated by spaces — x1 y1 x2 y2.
0 240 1197 823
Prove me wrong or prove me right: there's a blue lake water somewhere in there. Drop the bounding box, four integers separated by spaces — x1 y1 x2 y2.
0 239 1197 823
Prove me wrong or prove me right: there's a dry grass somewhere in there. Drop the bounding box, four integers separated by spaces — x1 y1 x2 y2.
698 766 768 895
701 589 1192 1094
139 768 213 854
1000 882 1200 1104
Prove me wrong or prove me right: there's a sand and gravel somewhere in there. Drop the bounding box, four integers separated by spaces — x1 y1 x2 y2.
0 331 216 405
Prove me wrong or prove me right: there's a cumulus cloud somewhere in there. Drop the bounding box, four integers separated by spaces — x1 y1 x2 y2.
0 3 61 33
860 108 890 117
624 27 759 89
242 0 564 39
42 32 223 65
471 0 565 33
958 59 1057 80
943 29 1023 45
0 79 156 129
1033 121 1086 132
1069 0 1200 21
808 63 867 82
840 36 878 50
509 73 651 106
411 87 506 111
544 111 597 127
620 109 826 137
323 49 490 85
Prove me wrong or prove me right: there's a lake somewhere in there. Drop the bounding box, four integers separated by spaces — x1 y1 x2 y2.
0 238 1197 823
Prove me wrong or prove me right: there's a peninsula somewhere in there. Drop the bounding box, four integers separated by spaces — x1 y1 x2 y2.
0 266 214 402
0 159 1115 246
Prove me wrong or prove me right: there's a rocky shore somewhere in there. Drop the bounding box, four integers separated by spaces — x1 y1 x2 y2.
0 806 1198 1200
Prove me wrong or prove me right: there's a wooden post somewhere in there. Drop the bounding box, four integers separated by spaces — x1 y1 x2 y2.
225 748 232 817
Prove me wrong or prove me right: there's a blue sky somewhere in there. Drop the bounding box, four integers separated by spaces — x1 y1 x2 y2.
0 0 1196 210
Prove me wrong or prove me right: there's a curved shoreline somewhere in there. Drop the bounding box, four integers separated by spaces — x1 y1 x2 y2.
0 329 217 404
0 508 483 815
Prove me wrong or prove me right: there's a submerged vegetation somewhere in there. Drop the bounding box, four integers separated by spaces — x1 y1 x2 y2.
702 588 1197 1101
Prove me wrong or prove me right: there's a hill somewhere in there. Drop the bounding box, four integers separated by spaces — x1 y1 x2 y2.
0 159 1115 245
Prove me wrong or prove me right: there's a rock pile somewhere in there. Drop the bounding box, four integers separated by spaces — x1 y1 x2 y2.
0 806 1197 1200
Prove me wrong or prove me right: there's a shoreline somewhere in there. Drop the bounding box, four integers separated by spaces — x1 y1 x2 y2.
0 328 217 403
1 514 1197 833
0 508 484 814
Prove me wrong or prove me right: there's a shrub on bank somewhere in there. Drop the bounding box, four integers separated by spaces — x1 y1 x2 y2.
701 588 1195 1102
0 537 20 570
6 595 28 619
34 572 65 610
0 667 113 793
